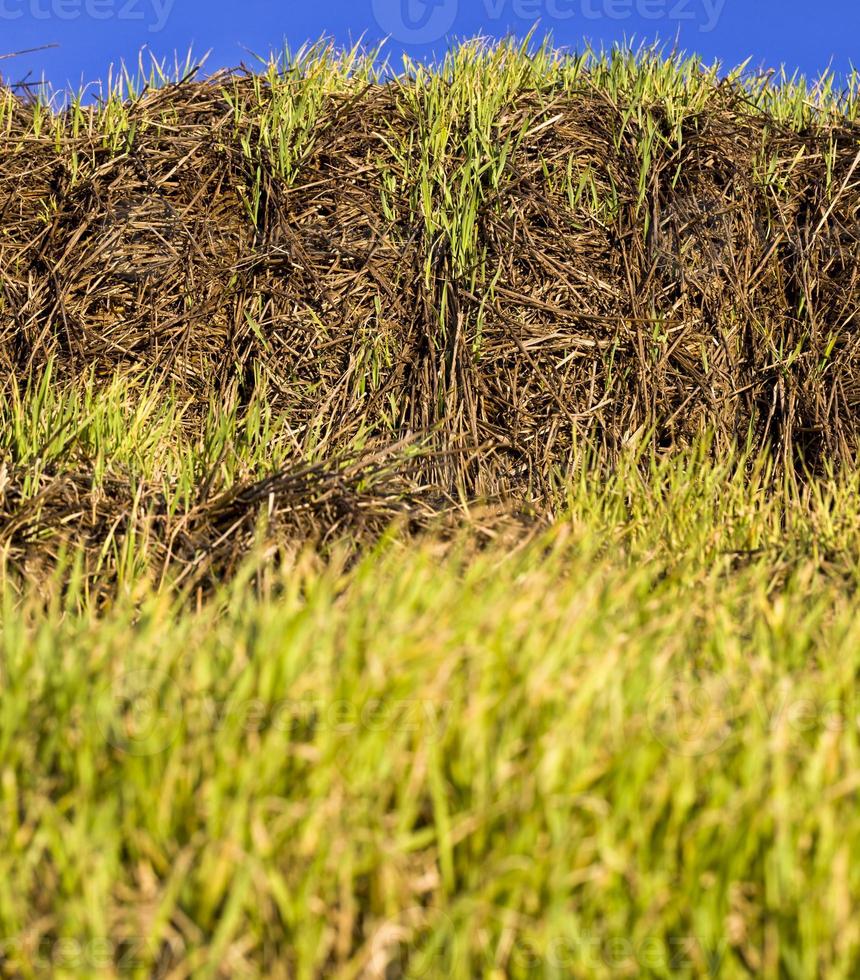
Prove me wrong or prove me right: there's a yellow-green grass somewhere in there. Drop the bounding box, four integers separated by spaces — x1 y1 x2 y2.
3 433 860 977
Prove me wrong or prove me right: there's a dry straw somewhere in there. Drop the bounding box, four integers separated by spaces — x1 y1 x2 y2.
1 39 859 583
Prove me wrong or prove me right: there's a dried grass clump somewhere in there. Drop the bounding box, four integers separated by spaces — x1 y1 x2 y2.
1 41 859 578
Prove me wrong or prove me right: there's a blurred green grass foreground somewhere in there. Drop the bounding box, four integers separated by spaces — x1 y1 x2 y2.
4 425 860 977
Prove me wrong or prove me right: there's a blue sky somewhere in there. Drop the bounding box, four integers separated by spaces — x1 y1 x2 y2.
1 0 858 94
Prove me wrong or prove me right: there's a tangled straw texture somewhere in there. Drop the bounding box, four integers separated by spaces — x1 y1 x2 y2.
1 42 859 584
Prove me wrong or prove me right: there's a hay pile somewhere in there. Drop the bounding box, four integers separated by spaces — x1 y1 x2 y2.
1 49 859 581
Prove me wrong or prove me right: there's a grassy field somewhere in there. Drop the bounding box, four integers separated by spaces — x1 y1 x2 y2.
1 39 860 978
